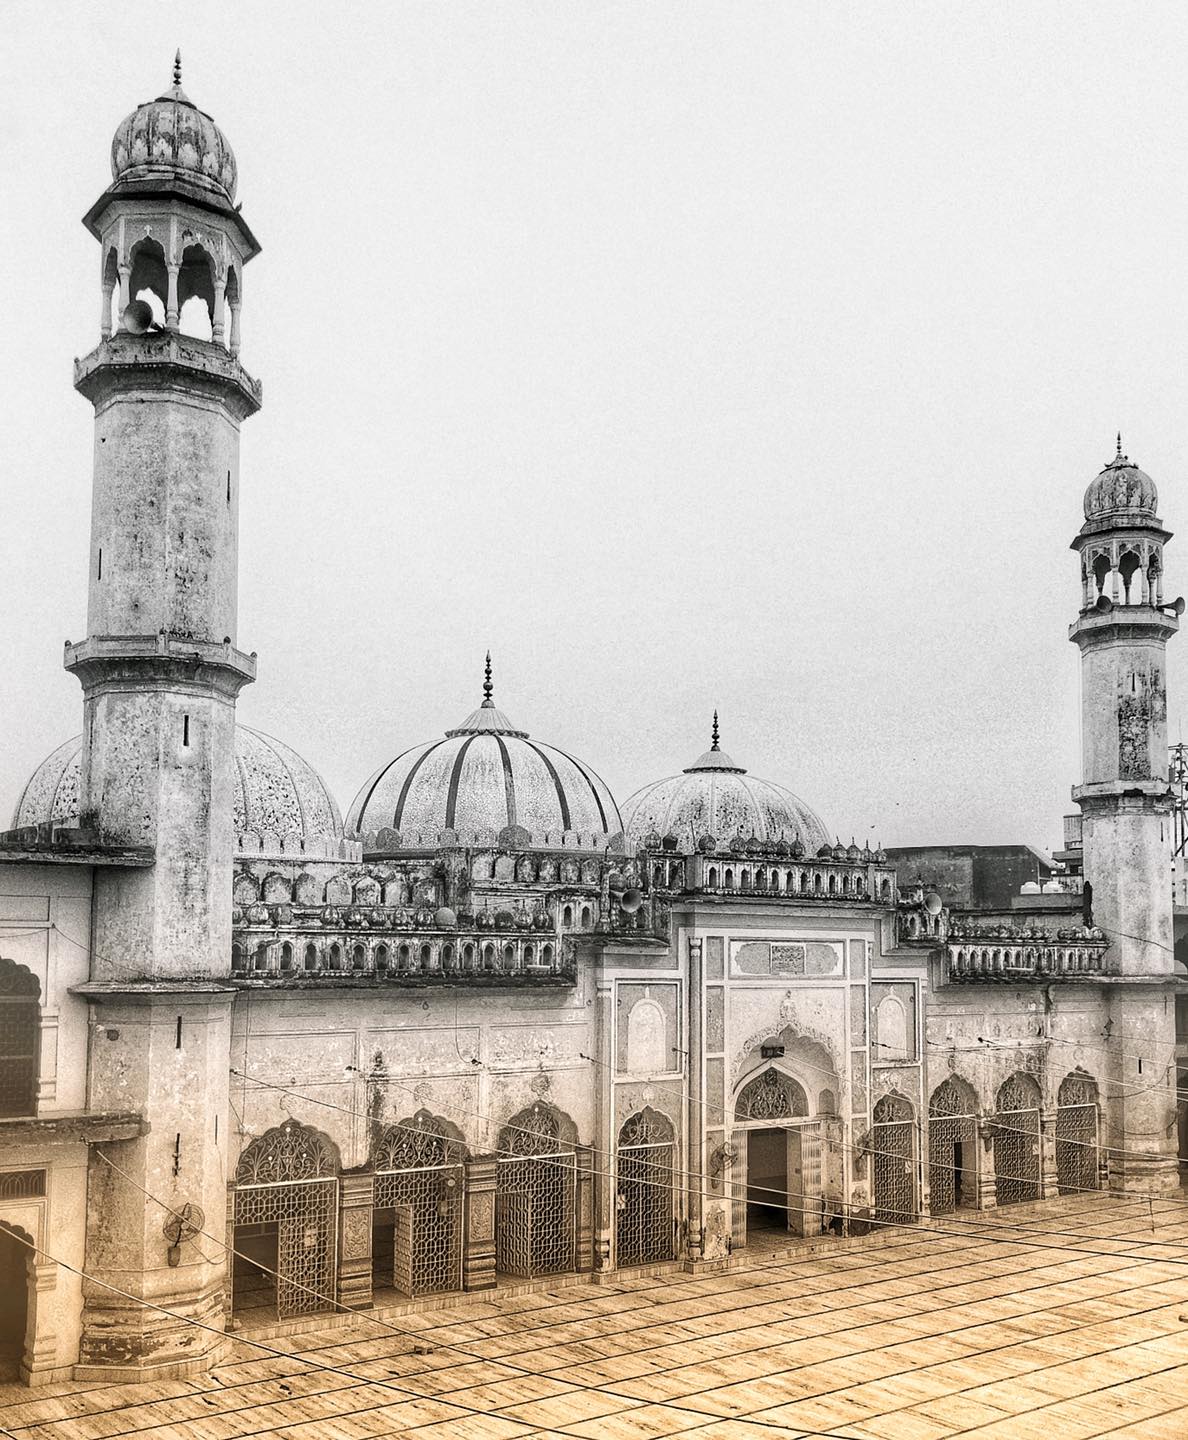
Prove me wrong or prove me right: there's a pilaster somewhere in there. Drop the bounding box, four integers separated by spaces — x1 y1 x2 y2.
338 1172 374 1310
462 1155 496 1292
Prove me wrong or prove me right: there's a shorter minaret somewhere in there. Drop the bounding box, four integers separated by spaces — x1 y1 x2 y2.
1070 439 1180 1190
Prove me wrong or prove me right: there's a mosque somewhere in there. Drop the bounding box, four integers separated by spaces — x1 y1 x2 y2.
0 63 1182 1384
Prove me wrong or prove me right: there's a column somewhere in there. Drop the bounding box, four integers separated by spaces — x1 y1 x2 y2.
337 1171 374 1310
686 935 704 1264
576 1144 595 1273
229 302 242 356
1040 1110 1059 1200
23 1260 60 1384
166 264 180 331
100 279 114 339
594 981 613 1272
212 275 227 345
976 1120 997 1209
117 264 131 322
462 1154 497 1292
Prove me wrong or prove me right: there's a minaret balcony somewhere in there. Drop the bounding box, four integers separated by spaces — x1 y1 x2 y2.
74 331 261 418
65 632 257 695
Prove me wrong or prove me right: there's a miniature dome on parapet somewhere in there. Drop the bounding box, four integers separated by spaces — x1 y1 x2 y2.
346 657 622 850
15 725 342 855
1083 436 1158 523
110 53 237 205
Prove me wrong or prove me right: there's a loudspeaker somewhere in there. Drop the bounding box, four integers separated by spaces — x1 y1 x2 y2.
121 299 155 334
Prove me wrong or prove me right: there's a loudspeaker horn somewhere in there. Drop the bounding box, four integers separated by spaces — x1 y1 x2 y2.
923 889 943 916
1172 596 1186 617
121 299 155 334
1093 593 1113 615
619 888 643 913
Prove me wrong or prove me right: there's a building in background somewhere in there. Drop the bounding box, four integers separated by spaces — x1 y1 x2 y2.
0 64 1182 1385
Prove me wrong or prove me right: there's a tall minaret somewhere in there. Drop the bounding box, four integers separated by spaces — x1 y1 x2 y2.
69 58 260 1373
1070 438 1180 1192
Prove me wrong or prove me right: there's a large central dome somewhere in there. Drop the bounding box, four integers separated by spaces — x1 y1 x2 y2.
621 717 831 853
346 662 622 850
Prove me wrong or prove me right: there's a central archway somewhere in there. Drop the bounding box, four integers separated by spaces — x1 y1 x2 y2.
732 1066 822 1242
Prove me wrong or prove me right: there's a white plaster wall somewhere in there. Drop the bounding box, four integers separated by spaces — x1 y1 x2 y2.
228 975 597 1169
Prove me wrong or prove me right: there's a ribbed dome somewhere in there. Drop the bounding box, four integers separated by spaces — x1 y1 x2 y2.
1084 439 1158 522
346 663 621 849
14 726 341 851
621 719 831 853
110 55 237 205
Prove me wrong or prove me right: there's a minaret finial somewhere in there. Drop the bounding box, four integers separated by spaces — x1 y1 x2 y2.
711 710 720 751
483 652 493 705
173 49 182 88
1116 432 1124 462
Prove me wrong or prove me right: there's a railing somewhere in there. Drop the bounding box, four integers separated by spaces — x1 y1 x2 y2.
946 925 1112 980
232 926 577 983
677 859 895 905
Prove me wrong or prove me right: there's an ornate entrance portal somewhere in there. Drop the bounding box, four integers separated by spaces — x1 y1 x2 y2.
373 1113 465 1298
232 1122 340 1319
734 1067 821 1240
496 1102 576 1278
616 1109 675 1267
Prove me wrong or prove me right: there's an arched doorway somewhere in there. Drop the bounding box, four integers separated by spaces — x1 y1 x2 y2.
372 1111 467 1298
1056 1071 1100 1195
872 1093 917 1225
733 1067 817 1240
231 1121 340 1320
0 1224 31 1379
616 1108 675 1267
928 1076 978 1215
994 1073 1042 1205
496 1102 577 1278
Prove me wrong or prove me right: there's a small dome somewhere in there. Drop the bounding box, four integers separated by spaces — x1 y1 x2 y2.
346 661 622 849
1083 438 1158 522
110 55 237 205
14 726 341 852
621 718 832 855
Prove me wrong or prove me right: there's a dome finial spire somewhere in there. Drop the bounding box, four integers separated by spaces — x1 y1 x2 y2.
711 710 720 752
482 652 493 706
1116 432 1124 462
173 49 182 88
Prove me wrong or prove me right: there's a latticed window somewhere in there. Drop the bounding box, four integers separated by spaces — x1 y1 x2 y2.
1056 1071 1099 1196
0 960 39 1120
928 1077 978 1216
617 1108 675 1267
496 1102 576 1279
735 1068 808 1122
871 1093 916 1225
994 1073 1041 1205
232 1121 340 1319
373 1111 466 1298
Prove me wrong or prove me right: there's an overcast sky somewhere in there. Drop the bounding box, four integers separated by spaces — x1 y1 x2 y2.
3 2 1188 848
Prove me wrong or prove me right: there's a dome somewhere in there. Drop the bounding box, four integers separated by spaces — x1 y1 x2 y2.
110 55 237 205
1083 438 1158 523
13 726 341 852
621 718 832 854
346 661 622 850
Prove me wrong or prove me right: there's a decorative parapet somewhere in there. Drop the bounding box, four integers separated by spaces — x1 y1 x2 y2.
665 852 896 905
74 332 263 416
945 921 1112 980
231 913 578 985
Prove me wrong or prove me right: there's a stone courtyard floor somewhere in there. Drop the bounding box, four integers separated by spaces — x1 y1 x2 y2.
4 1194 1188 1439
